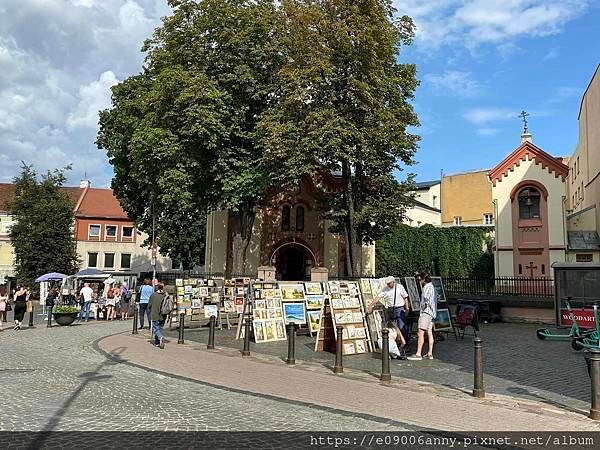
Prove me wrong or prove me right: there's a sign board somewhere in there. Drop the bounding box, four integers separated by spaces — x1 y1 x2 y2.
560 307 596 329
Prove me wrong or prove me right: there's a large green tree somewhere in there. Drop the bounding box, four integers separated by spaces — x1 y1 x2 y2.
9 165 80 285
97 0 283 273
259 0 419 276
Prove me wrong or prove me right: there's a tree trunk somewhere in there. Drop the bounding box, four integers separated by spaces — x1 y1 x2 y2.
342 160 358 277
231 208 256 276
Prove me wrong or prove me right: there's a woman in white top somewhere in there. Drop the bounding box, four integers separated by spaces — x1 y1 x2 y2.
408 273 438 361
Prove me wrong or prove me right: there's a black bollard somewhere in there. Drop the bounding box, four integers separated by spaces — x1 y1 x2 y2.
207 316 216 350
242 314 252 357
472 337 485 398
47 306 52 328
333 325 344 374
132 303 138 335
286 322 296 365
589 348 600 420
28 303 34 328
381 328 391 382
178 313 185 344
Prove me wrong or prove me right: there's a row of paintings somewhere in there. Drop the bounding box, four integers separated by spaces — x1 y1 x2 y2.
254 319 287 342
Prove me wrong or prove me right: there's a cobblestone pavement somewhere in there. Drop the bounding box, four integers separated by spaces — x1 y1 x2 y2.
164 320 591 412
0 318 414 432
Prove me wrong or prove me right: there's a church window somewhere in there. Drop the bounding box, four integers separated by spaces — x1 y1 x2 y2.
281 205 291 231
518 187 541 219
296 205 305 231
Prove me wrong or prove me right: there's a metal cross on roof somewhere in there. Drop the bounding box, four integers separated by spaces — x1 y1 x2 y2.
518 110 530 134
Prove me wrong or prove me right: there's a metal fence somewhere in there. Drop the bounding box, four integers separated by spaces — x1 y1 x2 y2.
443 276 554 298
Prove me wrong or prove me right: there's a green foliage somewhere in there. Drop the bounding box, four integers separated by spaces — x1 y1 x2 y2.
54 305 80 314
9 165 80 286
259 0 420 275
376 224 494 278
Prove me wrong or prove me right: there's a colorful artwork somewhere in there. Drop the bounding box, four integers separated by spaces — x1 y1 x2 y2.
191 299 203 309
355 340 366 353
359 279 372 295
307 310 321 333
199 287 209 297
282 302 307 325
254 321 265 341
275 320 286 339
433 308 453 332
264 321 276 340
431 277 447 303
306 295 325 310
304 282 323 295
404 277 421 311
204 304 218 318
369 278 384 298
175 279 183 287
343 343 356 355
280 283 306 301
224 300 235 312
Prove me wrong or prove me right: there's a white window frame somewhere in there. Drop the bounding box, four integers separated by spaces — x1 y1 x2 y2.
88 224 101 240
453 216 462 226
88 252 98 268
104 252 115 269
120 253 132 270
121 225 134 241
105 224 118 241
483 214 493 225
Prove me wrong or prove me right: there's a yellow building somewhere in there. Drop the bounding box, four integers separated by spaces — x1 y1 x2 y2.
441 169 494 227
566 64 600 262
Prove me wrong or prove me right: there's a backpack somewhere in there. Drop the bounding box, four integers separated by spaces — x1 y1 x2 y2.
160 294 173 316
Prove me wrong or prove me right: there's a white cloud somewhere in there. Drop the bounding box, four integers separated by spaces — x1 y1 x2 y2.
395 0 590 52
547 86 581 103
476 127 501 137
67 71 119 129
424 70 481 97
462 108 516 125
543 48 560 61
0 0 167 187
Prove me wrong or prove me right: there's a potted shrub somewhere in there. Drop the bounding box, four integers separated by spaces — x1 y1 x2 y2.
53 305 80 326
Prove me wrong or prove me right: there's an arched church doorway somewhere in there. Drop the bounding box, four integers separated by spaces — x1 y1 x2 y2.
271 243 315 281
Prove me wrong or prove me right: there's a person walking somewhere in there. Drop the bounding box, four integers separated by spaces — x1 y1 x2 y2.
148 283 167 349
120 285 130 321
77 283 94 322
13 284 28 330
46 287 59 325
137 279 154 329
0 289 8 327
408 273 438 361
106 287 116 321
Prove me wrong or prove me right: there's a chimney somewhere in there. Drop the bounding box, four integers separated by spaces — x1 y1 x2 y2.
80 179 90 189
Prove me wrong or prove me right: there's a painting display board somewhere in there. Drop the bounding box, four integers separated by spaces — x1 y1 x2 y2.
172 277 222 326
361 278 385 347
326 280 373 355
250 281 287 343
304 282 326 336
433 308 454 333
279 282 309 330
224 278 250 315
430 277 447 304
404 277 421 311
314 298 336 352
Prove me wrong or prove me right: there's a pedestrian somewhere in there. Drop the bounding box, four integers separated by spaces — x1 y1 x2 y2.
13 284 28 330
148 283 167 349
106 286 116 320
114 285 122 320
137 278 154 329
120 285 130 321
46 286 59 325
0 289 8 326
407 273 438 361
368 276 410 344
77 283 94 322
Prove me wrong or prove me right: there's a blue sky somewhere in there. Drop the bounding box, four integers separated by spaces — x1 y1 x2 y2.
0 1 598 187
399 0 600 182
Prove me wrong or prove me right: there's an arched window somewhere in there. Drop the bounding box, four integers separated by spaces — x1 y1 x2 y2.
281 205 291 231
518 187 541 219
296 205 305 231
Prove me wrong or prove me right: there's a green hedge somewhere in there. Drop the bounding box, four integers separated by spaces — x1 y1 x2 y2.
375 224 493 278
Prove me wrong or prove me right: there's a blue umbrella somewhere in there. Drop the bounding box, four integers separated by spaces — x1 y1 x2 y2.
35 272 67 282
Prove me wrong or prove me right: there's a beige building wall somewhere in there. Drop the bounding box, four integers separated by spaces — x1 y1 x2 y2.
323 220 339 276
442 170 493 226
492 155 567 276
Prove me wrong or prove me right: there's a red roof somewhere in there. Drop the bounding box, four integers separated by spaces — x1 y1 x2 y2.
75 188 130 220
0 183 130 220
488 141 569 187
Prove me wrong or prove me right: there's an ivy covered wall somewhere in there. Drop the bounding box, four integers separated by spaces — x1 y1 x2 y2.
375 224 494 278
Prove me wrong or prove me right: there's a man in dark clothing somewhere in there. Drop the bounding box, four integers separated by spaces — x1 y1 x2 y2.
148 284 166 349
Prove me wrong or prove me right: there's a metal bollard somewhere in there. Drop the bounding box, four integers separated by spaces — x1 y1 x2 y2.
381 328 391 382
242 314 252 357
47 306 52 328
472 337 485 398
29 304 34 327
589 349 600 420
207 316 216 350
132 304 138 335
178 313 185 344
286 322 296 365
333 325 344 374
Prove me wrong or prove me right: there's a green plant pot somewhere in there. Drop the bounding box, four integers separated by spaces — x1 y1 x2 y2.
53 312 78 326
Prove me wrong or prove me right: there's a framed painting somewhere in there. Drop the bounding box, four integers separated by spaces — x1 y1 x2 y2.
433 308 453 332
304 282 323 295
404 277 421 311
282 302 307 325
306 295 325 310
430 277 447 303
369 278 384 298
204 304 218 318
307 310 321 333
280 283 306 301
359 278 372 295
